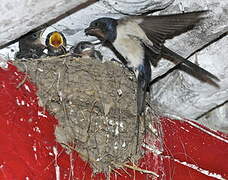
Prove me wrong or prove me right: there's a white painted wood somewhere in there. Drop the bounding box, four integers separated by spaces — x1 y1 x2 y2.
0 0 92 47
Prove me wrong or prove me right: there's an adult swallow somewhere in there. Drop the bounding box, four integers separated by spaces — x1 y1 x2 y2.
85 11 219 116
70 41 103 60
45 31 67 56
15 30 45 59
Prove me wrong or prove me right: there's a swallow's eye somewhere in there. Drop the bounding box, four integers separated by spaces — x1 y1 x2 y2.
32 33 38 39
80 45 85 49
93 22 99 27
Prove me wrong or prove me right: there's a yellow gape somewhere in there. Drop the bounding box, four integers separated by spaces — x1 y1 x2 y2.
49 32 63 48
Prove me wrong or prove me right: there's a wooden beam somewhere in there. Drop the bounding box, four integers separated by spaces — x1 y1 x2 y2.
0 0 96 48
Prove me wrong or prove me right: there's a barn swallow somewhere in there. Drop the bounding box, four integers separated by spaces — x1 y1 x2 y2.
85 11 219 116
45 31 67 56
70 41 103 60
15 30 45 59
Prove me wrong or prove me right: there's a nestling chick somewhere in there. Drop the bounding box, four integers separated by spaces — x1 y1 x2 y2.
70 41 103 60
45 31 67 56
15 30 45 59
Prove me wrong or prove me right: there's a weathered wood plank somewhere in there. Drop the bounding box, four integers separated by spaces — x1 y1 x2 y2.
0 0 95 48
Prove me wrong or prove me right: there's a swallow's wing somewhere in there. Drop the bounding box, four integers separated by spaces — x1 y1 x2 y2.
131 11 208 55
124 11 219 84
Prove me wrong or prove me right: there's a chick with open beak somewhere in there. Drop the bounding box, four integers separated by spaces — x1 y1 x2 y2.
45 31 67 56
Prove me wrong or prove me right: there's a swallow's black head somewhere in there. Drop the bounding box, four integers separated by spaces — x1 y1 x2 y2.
75 41 94 52
29 32 40 40
21 30 43 41
70 41 94 55
85 17 117 43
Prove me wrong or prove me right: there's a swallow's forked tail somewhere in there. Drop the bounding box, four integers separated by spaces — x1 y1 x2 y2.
162 46 220 86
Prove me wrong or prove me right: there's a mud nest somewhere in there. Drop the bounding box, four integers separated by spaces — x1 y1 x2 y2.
14 55 162 175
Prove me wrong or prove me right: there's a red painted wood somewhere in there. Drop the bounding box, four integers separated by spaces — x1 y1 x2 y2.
162 118 228 179
0 63 227 179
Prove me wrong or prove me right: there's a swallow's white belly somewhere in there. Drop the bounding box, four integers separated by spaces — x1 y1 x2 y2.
113 27 144 70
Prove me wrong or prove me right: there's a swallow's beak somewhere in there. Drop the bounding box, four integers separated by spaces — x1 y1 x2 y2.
49 32 64 48
84 26 97 36
84 27 105 40
84 27 91 36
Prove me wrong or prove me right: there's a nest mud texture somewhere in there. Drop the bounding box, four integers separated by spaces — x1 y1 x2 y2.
14 56 161 174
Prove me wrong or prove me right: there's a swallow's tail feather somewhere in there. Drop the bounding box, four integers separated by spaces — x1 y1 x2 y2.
162 46 220 85
136 51 152 115
137 71 147 115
